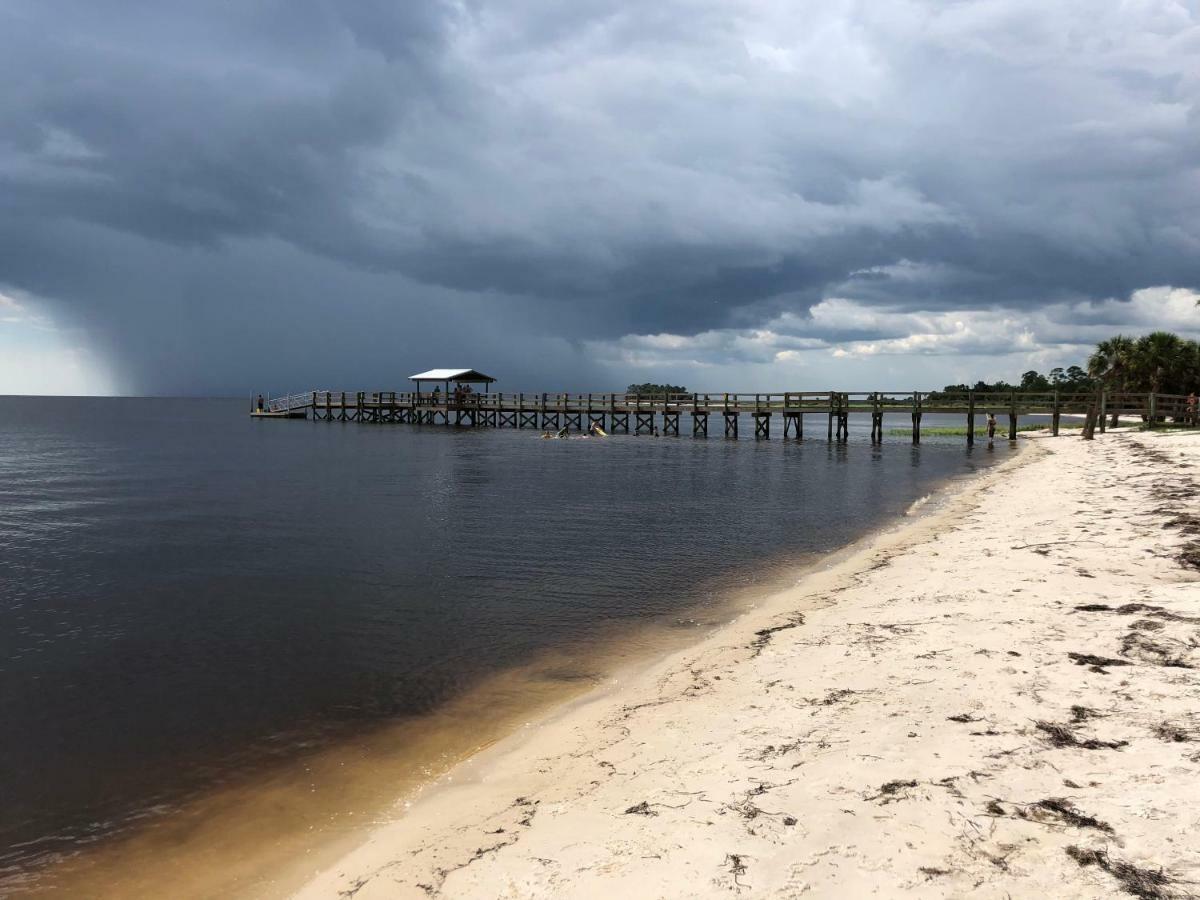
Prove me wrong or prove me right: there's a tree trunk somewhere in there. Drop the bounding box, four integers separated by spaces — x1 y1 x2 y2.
1082 404 1097 440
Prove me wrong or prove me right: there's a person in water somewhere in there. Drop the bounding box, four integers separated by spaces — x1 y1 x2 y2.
556 426 569 439
986 411 997 441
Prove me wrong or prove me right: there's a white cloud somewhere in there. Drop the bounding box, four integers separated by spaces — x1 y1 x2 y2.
586 285 1200 386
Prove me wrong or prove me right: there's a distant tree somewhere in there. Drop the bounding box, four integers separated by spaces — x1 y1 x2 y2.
1020 370 1051 391
626 383 689 395
1064 365 1090 388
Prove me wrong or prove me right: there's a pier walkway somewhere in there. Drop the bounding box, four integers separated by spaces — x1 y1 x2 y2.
258 390 1196 444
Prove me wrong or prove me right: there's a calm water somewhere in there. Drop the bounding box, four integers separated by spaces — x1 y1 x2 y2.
0 397 1018 884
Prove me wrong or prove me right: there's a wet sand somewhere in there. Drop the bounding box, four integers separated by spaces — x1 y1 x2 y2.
295 430 1200 898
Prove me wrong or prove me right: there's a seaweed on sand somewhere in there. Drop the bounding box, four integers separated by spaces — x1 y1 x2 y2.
749 614 805 656
1031 798 1113 833
1152 721 1196 743
1120 632 1194 669
1035 720 1127 750
1064 846 1182 899
1068 652 1133 673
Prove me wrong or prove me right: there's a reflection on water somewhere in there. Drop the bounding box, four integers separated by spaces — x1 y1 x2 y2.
0 397 1017 893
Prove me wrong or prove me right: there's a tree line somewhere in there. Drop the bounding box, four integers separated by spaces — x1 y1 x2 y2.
1085 332 1200 395
626 383 689 395
938 331 1200 396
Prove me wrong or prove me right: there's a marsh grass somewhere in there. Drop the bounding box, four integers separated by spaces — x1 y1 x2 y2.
887 423 1084 437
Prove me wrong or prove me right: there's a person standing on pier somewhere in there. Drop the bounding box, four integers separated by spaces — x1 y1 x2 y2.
257 394 264 412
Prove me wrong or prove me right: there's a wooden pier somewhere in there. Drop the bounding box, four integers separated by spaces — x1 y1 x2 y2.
256 390 1197 443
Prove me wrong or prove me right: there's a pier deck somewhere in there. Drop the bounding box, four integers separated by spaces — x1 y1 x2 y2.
256 390 1196 444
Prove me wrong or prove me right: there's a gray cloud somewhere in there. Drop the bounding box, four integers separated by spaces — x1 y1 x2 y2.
0 0 1198 393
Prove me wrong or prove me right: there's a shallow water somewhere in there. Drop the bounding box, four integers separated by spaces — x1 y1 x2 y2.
0 397 1021 892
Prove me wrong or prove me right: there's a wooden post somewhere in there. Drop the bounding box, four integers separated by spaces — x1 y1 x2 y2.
966 391 975 447
1099 390 1107 434
1051 390 1061 436
911 393 920 445
827 394 834 442
1008 391 1018 440
1148 392 1157 427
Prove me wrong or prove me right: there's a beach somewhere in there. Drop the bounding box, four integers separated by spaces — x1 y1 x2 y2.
294 428 1200 899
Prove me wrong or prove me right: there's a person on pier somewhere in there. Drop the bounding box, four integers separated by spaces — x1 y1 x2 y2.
256 394 264 412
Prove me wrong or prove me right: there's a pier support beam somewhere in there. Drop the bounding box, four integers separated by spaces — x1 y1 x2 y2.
784 413 802 440
966 392 975 447
541 412 560 431
662 412 679 436
610 412 629 434
563 412 582 432
587 412 606 432
724 412 739 438
692 413 708 437
753 413 771 439
635 412 655 435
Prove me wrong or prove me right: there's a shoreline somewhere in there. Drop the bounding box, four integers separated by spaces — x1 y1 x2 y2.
294 429 1200 898
6 444 1005 899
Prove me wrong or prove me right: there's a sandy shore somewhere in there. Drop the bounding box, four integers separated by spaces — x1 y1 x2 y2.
295 430 1200 899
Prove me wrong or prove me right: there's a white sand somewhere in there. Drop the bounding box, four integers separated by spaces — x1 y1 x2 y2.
294 430 1200 899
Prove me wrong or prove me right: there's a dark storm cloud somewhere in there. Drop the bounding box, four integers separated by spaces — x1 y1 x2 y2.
0 0 1198 391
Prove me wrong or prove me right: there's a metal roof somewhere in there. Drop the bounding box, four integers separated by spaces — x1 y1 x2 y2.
408 368 496 383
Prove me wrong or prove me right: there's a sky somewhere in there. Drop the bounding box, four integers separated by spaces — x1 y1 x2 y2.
1 0 1198 396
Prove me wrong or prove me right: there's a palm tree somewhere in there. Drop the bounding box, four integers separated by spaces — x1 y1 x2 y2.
1088 335 1135 425
1132 331 1185 395
1087 335 1135 386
